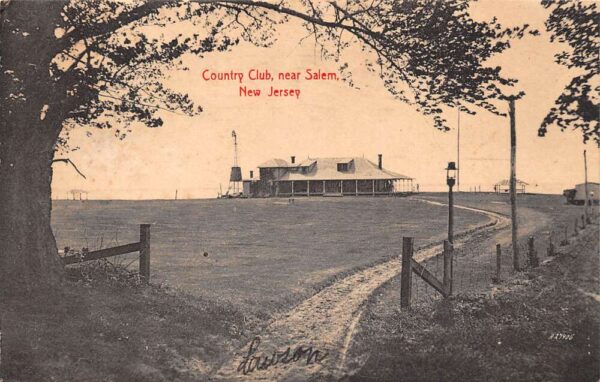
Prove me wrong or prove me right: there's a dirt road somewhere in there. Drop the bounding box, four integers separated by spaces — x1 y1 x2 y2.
212 201 511 381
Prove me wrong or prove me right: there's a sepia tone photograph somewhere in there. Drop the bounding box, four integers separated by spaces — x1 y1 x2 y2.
0 0 599 381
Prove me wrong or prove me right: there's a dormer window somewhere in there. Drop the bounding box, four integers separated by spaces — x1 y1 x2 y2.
337 163 349 172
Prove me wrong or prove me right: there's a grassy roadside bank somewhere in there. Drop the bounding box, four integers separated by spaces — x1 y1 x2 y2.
0 266 255 382
343 226 599 382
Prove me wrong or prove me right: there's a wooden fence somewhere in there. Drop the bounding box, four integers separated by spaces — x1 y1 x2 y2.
401 237 453 308
61 224 151 282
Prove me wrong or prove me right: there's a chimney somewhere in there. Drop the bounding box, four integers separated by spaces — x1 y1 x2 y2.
250 170 254 178
291 156 296 164
378 154 383 169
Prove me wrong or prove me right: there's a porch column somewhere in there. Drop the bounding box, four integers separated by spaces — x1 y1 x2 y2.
372 180 375 196
340 181 343 194
291 181 295 196
355 180 358 196
323 180 326 195
275 181 279 197
307 180 310 197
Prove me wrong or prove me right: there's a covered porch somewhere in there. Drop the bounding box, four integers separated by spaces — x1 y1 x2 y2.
273 178 414 197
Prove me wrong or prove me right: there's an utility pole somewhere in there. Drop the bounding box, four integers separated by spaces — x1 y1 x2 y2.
457 109 461 192
584 150 590 222
509 98 520 271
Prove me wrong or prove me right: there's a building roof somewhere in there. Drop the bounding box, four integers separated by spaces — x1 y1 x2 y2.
262 157 412 181
296 158 318 167
257 158 291 168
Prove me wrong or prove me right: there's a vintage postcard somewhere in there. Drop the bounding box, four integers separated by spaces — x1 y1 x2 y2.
0 0 598 381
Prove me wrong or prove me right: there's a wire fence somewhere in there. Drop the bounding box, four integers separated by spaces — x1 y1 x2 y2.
406 207 599 305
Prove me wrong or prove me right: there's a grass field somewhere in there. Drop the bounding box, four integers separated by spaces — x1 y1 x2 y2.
6 193 592 382
51 197 489 316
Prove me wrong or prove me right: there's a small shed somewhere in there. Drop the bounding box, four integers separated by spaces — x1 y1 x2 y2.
563 182 600 205
494 179 528 194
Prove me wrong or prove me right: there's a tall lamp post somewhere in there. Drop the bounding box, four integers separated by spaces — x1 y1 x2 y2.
447 162 458 244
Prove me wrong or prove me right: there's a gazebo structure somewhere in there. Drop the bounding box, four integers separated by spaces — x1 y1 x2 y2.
493 179 528 194
68 189 89 200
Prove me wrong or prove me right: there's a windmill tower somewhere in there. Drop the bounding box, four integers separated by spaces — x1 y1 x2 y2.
228 130 242 195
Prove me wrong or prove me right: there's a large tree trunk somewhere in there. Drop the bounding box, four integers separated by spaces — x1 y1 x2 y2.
0 0 70 296
0 127 64 295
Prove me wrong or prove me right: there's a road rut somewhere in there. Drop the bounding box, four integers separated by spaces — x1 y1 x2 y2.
212 201 510 381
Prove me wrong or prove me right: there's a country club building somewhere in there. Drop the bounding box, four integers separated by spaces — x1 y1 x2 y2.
242 155 415 197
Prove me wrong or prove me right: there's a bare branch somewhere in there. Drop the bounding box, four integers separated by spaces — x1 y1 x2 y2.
52 158 87 179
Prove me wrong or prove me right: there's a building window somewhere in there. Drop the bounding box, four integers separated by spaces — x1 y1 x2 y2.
337 163 348 172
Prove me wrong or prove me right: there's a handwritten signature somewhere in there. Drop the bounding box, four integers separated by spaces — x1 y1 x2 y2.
237 336 328 375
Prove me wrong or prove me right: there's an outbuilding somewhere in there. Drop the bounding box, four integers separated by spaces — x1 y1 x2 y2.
563 182 600 205
493 179 528 194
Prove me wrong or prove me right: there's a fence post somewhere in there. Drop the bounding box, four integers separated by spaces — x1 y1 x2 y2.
547 233 555 257
574 217 579 236
561 226 569 246
400 237 414 309
139 224 151 283
443 240 453 296
527 236 539 268
581 215 586 229
493 244 502 283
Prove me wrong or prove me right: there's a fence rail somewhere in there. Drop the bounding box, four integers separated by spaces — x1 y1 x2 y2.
61 242 141 265
401 238 453 308
61 224 151 282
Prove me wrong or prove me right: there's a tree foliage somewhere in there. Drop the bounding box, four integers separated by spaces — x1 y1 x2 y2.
3 0 535 149
539 0 599 145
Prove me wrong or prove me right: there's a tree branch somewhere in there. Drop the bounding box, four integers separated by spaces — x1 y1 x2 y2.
52 158 87 179
97 92 188 116
58 0 368 54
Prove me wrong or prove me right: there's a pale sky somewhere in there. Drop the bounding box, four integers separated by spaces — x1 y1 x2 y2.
51 0 599 200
